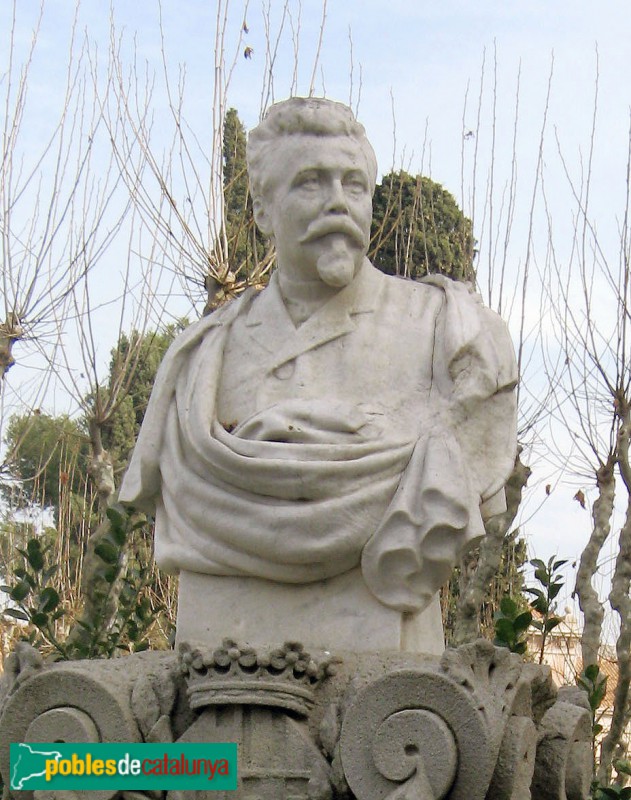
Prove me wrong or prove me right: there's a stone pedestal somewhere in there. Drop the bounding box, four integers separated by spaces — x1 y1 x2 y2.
176 568 445 655
0 640 594 800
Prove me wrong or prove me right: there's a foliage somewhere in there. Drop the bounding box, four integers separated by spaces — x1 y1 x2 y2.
578 663 609 738
443 529 528 643
491 554 567 661
0 536 65 650
0 520 37 585
0 325 182 659
101 326 182 473
493 595 532 654
594 756 631 800
210 108 269 310
2 414 90 518
526 556 567 664
616 761 631 780
0 507 167 659
370 171 475 282
223 106 252 272
593 785 631 800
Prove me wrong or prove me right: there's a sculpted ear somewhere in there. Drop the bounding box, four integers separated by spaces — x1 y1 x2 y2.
253 197 273 236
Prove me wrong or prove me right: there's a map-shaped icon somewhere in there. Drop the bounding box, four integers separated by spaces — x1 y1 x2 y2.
11 742 63 789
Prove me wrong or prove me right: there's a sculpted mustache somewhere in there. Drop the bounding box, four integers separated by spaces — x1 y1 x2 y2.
299 219 367 247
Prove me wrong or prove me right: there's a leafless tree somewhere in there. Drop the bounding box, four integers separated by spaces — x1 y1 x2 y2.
540 83 631 780
452 51 558 645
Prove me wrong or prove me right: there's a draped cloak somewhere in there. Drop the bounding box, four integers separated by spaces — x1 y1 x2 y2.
119 262 518 613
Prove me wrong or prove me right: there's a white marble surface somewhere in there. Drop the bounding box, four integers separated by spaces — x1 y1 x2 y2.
120 97 518 653
176 568 446 655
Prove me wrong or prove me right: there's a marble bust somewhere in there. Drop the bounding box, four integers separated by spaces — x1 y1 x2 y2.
119 97 517 654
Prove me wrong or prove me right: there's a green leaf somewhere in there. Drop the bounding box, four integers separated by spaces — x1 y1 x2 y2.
106 507 125 527
592 687 607 710
110 524 127 547
615 759 631 777
495 618 515 641
94 542 119 565
552 559 568 571
10 581 31 601
513 641 527 655
530 559 546 570
26 539 44 571
585 664 601 682
500 596 518 617
102 566 118 584
513 611 533 633
544 616 562 633
548 583 563 600
531 620 543 631
31 611 48 627
39 587 60 613
26 551 44 571
4 608 29 621
534 567 549 584
531 597 549 615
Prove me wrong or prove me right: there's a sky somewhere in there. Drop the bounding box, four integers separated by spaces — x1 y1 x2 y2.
3 0 631 632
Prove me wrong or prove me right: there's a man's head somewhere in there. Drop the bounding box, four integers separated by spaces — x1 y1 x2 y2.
247 98 378 287
247 98 377 201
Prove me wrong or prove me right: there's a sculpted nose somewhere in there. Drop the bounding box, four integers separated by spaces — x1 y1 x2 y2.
325 179 349 214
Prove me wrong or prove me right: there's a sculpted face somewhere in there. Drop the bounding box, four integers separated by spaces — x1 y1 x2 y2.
253 135 373 287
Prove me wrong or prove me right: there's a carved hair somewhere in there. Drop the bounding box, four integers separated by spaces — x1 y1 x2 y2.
246 97 378 201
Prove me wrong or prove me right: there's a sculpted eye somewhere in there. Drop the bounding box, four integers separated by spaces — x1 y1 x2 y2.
295 171 320 190
344 174 369 194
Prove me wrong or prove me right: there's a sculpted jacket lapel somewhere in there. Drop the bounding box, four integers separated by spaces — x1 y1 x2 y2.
243 273 296 359
244 261 385 372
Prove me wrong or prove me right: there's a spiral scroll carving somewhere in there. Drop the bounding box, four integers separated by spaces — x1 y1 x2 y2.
0 657 156 800
339 669 493 800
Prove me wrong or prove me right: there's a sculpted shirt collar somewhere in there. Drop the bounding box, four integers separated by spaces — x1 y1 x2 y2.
243 257 384 371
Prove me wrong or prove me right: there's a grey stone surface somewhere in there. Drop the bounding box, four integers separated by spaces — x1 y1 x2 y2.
440 640 532 758
339 669 492 800
119 96 518 655
530 697 593 800
171 706 331 800
179 639 339 717
0 642 594 800
488 716 537 800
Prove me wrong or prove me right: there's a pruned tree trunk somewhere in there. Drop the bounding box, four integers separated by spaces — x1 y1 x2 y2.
597 506 631 784
86 418 116 511
0 313 23 379
575 454 616 670
452 451 531 645
66 416 121 654
598 409 631 784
